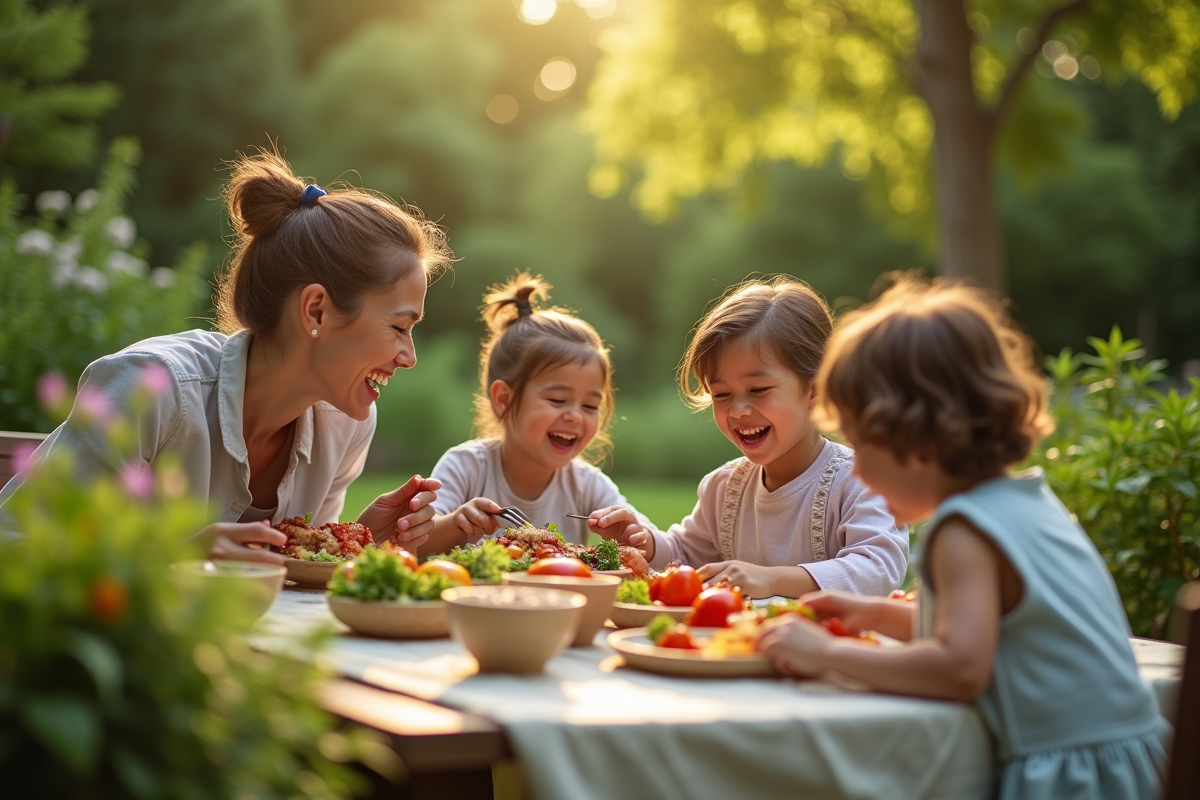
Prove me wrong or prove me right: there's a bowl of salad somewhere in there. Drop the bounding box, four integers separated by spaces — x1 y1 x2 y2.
326 547 470 639
272 514 373 589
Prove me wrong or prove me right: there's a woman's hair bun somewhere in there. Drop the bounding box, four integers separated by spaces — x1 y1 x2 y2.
223 150 308 242
481 272 551 332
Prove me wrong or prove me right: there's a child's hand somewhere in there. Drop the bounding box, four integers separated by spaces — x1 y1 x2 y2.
358 475 442 549
756 615 835 677
193 521 287 564
588 505 655 561
799 590 890 635
698 560 773 598
451 497 504 542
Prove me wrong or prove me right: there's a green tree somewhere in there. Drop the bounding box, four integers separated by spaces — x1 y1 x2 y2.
0 0 116 170
584 0 1200 291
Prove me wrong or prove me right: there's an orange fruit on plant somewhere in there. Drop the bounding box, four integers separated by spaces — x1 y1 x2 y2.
528 558 592 578
417 559 471 586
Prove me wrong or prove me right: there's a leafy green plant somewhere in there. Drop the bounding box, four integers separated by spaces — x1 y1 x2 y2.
0 136 208 433
0 377 399 798
1034 327 1200 638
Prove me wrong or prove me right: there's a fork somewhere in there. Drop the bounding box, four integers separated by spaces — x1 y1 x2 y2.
493 506 535 529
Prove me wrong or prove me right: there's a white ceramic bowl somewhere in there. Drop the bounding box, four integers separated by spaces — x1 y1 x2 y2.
441 585 586 673
326 595 449 639
502 572 621 646
172 560 286 625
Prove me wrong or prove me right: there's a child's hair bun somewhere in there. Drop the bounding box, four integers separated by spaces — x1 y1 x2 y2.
224 150 310 242
481 272 551 332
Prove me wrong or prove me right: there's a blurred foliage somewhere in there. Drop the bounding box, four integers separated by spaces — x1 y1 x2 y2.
583 0 1200 231
1034 328 1200 638
0 383 397 799
0 138 207 432
0 0 117 170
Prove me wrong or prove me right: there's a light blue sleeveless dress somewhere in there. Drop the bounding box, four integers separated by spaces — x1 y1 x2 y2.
918 470 1170 800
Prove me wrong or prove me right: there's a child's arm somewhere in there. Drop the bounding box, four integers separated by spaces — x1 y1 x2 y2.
801 590 916 642
757 517 1003 702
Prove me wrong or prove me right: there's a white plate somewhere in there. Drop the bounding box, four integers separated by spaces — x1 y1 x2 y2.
607 627 776 678
607 601 692 629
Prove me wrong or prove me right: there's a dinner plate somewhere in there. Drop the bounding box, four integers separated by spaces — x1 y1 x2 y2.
284 558 340 589
607 601 691 629
327 595 449 639
607 627 776 678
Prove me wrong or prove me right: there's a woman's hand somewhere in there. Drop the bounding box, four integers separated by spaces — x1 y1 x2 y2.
357 474 441 548
192 521 287 564
756 615 835 677
588 505 655 561
698 560 775 598
451 497 504 542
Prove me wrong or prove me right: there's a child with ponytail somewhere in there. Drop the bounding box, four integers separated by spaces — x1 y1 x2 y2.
422 273 649 552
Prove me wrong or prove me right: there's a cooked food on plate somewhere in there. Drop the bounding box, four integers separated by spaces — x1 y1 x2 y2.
272 513 372 562
433 523 650 579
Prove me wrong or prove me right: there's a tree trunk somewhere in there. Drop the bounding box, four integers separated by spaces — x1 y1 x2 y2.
915 0 1005 292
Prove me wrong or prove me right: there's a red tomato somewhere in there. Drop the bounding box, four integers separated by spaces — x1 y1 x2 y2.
535 546 562 560
528 558 592 578
689 585 743 628
90 576 128 624
648 573 664 603
658 565 703 607
821 617 849 637
416 560 472 586
655 627 699 650
334 561 356 582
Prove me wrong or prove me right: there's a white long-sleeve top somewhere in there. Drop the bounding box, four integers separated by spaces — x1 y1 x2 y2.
649 439 908 595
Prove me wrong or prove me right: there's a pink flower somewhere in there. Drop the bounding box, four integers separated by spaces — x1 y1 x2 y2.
119 462 154 500
140 363 173 397
75 385 112 425
37 372 68 410
13 442 38 478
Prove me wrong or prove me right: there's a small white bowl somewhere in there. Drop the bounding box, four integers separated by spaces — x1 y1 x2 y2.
502 572 621 646
441 585 586 673
326 595 449 639
172 560 286 625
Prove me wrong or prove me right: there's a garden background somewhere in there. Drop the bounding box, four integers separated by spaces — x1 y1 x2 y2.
3 0 1198 636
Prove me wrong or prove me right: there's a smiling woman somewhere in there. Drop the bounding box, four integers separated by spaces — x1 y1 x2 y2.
0 148 453 563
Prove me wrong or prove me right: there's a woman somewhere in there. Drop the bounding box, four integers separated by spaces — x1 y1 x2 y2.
0 151 452 562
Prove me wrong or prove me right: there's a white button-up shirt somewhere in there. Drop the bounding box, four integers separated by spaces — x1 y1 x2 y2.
0 329 375 525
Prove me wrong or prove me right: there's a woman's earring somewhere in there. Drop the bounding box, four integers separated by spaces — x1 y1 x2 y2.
310 328 318 337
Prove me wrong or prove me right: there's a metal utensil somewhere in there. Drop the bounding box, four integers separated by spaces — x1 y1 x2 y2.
494 506 535 529
564 514 591 521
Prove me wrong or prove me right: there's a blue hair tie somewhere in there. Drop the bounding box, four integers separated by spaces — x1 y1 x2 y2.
299 183 327 207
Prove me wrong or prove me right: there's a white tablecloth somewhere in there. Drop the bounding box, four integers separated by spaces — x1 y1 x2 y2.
253 591 1182 800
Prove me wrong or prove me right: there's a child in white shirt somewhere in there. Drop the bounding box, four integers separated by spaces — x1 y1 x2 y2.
422 273 648 550
593 276 907 597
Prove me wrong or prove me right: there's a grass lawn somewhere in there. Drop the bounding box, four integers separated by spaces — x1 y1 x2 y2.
343 471 697 531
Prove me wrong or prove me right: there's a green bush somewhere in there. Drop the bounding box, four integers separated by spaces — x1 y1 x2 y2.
0 137 208 433
0 375 398 798
1035 328 1200 638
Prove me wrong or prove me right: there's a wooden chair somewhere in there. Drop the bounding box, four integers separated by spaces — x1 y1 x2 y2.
0 431 48 488
1165 581 1200 800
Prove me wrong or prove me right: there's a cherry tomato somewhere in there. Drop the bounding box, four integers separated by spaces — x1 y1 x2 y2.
689 585 742 628
527 558 592 578
535 546 561 560
658 565 703 607
334 561 356 582
416 560 472 586
506 543 525 561
821 617 849 637
648 573 664 603
655 627 699 650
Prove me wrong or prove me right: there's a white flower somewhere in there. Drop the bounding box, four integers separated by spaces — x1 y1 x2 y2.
75 266 108 294
106 250 148 278
16 229 55 255
53 262 78 288
75 189 100 213
35 191 71 214
55 236 82 268
105 216 136 249
150 267 176 288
